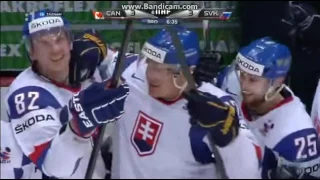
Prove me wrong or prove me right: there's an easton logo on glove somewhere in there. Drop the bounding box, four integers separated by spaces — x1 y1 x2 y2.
70 92 94 128
68 80 129 137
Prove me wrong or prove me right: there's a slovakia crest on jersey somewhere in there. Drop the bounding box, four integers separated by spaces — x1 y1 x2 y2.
131 111 163 156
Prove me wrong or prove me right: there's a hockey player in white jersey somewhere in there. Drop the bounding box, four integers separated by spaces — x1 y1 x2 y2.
216 37 275 105
233 37 320 179
107 26 262 179
311 80 320 138
3 9 128 179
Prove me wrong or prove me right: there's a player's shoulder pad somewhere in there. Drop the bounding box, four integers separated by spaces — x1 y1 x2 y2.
6 86 61 120
273 128 320 162
266 96 315 145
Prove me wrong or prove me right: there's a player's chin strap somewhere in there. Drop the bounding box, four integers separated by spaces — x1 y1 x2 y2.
172 75 188 100
172 67 196 101
264 80 286 101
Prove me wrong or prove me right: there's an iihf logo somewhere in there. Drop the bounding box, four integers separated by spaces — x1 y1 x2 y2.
152 9 171 16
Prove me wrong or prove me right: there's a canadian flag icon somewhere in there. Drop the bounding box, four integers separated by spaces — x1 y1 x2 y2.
93 11 104 19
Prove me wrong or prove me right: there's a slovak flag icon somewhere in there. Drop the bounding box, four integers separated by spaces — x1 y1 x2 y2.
93 11 104 19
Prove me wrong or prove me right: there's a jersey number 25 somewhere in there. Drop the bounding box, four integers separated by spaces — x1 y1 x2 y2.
294 134 318 159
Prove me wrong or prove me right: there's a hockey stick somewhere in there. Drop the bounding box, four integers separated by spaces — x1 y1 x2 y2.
202 1 211 51
85 19 134 179
165 26 229 179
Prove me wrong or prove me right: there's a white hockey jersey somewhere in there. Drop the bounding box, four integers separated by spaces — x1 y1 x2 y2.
311 79 320 139
241 87 320 178
110 59 261 179
216 65 242 105
1 120 42 179
4 67 108 179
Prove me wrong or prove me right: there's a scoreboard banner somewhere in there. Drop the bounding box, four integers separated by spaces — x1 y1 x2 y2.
0 1 241 71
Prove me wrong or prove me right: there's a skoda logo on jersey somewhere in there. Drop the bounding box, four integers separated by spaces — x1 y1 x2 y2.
236 53 264 76
28 17 64 34
131 112 163 156
14 114 55 134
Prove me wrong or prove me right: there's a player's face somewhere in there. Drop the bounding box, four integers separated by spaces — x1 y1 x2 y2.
239 70 270 108
30 29 71 82
146 59 183 100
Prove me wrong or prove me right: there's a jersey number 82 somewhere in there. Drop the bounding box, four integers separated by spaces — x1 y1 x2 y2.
14 92 40 114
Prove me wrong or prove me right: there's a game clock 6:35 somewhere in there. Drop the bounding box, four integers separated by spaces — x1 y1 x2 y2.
166 19 179 25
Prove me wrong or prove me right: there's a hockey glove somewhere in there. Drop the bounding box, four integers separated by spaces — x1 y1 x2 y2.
186 90 239 147
69 29 108 87
268 165 319 179
69 80 129 137
193 51 224 85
